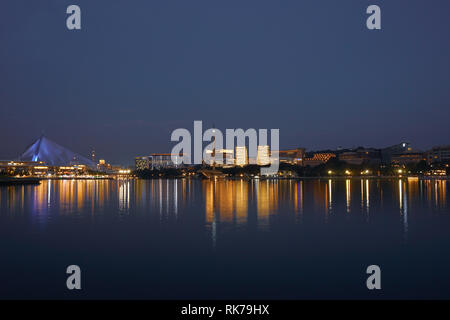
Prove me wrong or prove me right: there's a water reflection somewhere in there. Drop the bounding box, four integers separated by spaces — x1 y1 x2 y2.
366 179 370 211
119 180 130 212
204 179 249 225
3 178 450 299
298 180 303 216
346 179 351 213
0 178 449 241
398 179 408 241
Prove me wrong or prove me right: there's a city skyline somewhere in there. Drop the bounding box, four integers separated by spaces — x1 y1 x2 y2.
2 131 450 167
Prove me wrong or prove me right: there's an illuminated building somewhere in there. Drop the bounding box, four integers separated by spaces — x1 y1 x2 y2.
112 166 127 174
150 153 183 169
97 159 112 172
56 165 87 176
278 148 305 165
205 149 234 167
426 169 447 176
0 160 91 177
378 142 426 165
257 145 270 165
218 149 234 166
117 169 132 175
135 154 183 170
277 170 298 177
381 142 411 164
391 151 424 165
235 147 248 166
1 136 114 178
97 160 127 174
135 156 150 170
339 148 380 165
19 135 95 168
303 153 336 167
427 146 450 164
0 160 47 176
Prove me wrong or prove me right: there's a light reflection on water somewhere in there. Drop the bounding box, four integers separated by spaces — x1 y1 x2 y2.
1 175 449 270
1 178 448 230
1 177 450 299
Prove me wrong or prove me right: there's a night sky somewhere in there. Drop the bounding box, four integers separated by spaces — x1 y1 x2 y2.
1 0 449 165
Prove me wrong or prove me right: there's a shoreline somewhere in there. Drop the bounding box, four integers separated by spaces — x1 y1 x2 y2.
1 175 448 186
136 175 450 181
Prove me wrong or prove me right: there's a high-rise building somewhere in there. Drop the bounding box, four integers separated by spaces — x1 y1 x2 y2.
257 145 270 165
235 146 248 166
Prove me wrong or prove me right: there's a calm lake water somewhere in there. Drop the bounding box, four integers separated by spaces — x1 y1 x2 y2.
0 178 449 299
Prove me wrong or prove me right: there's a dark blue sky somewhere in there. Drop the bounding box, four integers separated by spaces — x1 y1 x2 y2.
1 0 449 165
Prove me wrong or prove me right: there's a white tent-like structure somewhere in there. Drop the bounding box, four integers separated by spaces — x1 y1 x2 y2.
19 135 95 169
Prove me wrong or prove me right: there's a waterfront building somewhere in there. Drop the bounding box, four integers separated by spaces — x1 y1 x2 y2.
277 170 298 178
135 156 150 170
0 160 48 176
55 165 88 176
391 151 424 165
303 153 336 167
208 149 234 167
97 159 112 172
257 145 270 166
0 160 91 177
135 154 183 170
425 169 447 176
278 148 305 165
339 148 381 165
0 135 96 177
379 142 424 165
381 142 411 164
427 145 450 164
19 135 95 169
235 146 248 166
150 153 182 169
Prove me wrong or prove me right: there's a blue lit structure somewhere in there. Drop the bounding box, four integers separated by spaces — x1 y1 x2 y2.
19 135 96 168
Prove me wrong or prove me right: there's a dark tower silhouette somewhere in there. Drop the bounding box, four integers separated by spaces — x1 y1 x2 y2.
91 148 96 164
